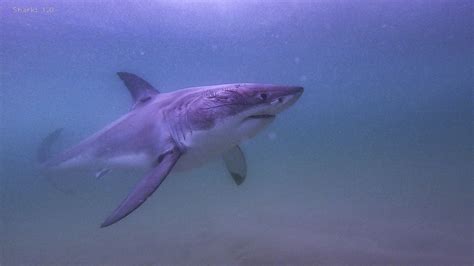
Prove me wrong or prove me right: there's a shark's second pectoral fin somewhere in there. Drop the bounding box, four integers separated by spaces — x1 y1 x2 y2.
223 146 247 186
101 147 181 228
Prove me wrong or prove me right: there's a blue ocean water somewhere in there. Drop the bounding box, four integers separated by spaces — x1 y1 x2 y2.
1 1 472 264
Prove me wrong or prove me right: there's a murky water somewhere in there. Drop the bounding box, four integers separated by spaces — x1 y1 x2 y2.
1 1 472 265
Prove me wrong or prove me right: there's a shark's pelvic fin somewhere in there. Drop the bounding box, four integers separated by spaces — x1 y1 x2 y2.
95 168 111 179
223 145 247 185
37 128 63 163
101 146 181 228
117 72 159 109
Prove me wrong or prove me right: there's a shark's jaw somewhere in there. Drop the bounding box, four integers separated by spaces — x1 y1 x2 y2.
246 114 276 119
237 85 303 124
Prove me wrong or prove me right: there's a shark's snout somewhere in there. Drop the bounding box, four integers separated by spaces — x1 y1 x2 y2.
267 86 304 115
272 85 303 100
294 86 304 96
284 86 304 103
241 85 303 122
287 86 304 99
288 86 304 95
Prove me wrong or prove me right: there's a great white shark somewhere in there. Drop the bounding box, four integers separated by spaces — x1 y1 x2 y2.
39 72 303 227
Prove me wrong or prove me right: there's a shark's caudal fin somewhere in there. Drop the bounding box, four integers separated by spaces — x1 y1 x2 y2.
38 128 77 195
37 128 63 163
117 72 159 110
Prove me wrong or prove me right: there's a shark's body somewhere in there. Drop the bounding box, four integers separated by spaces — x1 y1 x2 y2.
40 72 303 227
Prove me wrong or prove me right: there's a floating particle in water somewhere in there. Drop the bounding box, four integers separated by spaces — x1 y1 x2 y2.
140 51 145 56
268 132 277 141
294 57 300 64
299 75 307 82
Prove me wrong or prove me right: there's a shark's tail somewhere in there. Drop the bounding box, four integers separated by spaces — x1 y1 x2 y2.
37 128 63 164
37 128 76 195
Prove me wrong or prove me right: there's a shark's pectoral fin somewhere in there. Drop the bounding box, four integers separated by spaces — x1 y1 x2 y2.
223 145 247 186
101 147 181 228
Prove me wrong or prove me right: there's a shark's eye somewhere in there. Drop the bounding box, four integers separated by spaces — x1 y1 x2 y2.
259 93 268 101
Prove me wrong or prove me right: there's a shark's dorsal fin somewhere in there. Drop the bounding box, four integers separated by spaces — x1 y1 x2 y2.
117 72 159 109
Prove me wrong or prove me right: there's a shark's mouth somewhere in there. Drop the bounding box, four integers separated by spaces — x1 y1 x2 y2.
247 114 276 119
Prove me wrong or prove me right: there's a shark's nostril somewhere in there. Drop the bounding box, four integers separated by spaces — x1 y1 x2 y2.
278 97 283 103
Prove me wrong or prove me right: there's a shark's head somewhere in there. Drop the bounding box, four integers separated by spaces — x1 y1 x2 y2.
184 83 303 140
220 83 304 119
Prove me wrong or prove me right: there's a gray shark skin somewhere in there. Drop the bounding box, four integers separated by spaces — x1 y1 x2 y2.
40 72 303 227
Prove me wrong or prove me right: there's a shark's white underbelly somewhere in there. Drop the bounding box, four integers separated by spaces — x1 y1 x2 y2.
173 117 270 171
50 151 153 172
104 153 153 168
57 150 218 174
53 115 272 174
